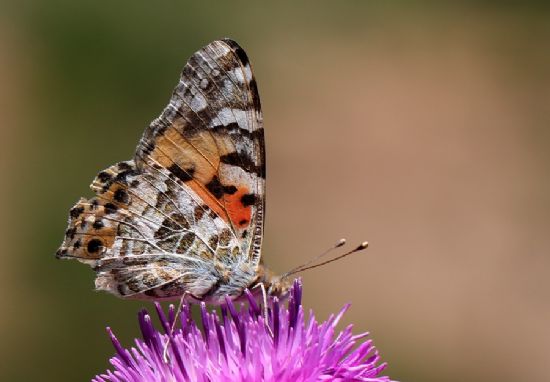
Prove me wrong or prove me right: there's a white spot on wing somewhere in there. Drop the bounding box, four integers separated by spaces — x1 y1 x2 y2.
210 108 250 131
189 92 207 111
231 67 245 84
243 64 253 82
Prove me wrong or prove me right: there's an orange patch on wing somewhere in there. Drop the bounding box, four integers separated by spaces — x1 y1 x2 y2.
224 187 252 229
150 128 217 182
150 124 235 184
188 182 252 229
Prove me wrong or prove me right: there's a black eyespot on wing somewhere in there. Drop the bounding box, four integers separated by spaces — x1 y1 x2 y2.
117 162 133 171
97 172 112 183
104 203 118 214
113 169 137 185
113 189 129 203
70 206 84 219
240 193 256 207
87 238 103 254
65 227 76 239
56 248 68 258
92 220 104 230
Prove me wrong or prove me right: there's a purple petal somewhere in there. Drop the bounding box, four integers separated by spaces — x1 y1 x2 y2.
94 279 393 382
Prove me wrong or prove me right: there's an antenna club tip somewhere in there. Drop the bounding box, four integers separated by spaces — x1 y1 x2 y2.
358 241 369 250
336 238 346 247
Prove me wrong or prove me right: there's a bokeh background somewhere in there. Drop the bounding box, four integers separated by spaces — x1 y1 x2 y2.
1 2 549 381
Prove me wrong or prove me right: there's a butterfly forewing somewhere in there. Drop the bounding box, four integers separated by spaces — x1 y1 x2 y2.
136 39 265 264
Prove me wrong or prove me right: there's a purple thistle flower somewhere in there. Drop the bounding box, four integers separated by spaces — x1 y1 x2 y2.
93 280 392 382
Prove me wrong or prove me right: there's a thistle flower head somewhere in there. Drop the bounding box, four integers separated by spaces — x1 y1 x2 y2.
93 280 392 382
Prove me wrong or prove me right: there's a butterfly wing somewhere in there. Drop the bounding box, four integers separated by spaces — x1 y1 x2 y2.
56 39 265 299
135 38 265 265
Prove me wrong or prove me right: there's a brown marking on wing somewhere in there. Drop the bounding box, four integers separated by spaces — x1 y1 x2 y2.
186 180 230 222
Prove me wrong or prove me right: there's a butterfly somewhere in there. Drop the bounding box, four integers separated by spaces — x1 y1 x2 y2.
56 39 367 304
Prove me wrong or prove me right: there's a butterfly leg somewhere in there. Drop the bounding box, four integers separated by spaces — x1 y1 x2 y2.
253 282 274 338
163 291 190 363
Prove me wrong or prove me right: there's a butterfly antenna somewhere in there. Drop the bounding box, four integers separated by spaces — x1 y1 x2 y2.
284 241 368 277
282 238 347 278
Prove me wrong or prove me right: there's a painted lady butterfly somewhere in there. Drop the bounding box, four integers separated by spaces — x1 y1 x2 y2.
56 39 292 303
56 39 367 304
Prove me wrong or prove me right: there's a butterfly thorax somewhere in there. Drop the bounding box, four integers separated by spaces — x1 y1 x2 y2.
196 262 291 304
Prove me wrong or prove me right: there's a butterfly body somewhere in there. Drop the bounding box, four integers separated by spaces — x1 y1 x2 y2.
56 39 291 303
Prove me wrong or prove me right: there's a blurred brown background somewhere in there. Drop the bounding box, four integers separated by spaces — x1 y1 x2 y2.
1 2 549 381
